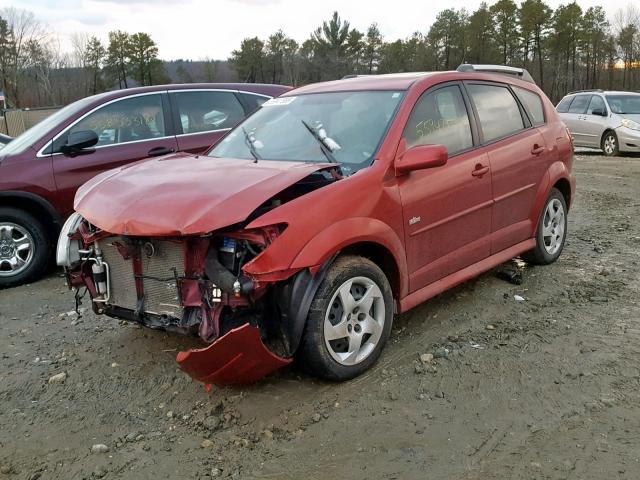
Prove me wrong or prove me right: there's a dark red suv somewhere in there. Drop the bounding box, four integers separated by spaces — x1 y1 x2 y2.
59 65 575 384
0 83 290 287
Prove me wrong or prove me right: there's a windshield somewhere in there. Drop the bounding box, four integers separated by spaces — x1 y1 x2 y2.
606 94 640 115
209 91 404 175
0 94 103 157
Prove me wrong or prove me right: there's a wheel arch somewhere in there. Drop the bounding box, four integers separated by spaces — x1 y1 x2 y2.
0 191 62 241
289 217 408 300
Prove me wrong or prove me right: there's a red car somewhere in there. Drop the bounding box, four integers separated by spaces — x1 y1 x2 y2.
0 83 290 287
58 65 575 384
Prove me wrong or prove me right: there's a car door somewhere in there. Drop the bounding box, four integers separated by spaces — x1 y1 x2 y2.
466 82 550 253
49 92 178 217
563 94 592 146
580 95 608 148
169 89 248 154
397 83 493 292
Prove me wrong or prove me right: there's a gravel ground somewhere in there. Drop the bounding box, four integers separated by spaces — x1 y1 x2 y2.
1 152 639 480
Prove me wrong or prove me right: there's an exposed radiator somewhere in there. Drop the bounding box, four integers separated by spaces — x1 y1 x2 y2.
100 237 185 319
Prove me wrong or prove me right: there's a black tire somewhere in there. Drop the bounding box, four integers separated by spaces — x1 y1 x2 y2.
522 188 567 265
0 207 50 288
601 130 619 157
299 255 394 381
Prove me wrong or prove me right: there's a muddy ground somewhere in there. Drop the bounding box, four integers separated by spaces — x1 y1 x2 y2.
1 152 639 480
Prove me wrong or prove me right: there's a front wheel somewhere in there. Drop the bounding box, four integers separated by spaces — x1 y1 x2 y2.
0 207 50 288
601 131 619 157
299 255 394 381
522 188 567 265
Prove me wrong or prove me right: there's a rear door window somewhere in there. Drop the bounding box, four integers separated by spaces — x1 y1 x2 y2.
514 87 545 126
171 91 245 134
567 95 591 114
402 84 473 156
467 84 525 143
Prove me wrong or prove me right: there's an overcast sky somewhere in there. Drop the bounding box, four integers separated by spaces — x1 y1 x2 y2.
1 0 636 61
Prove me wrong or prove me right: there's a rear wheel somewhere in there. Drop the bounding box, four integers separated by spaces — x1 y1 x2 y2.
522 188 567 265
0 207 50 288
299 255 393 381
601 131 619 157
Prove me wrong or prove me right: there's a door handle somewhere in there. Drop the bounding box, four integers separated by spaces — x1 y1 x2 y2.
147 146 175 157
531 144 545 155
471 164 490 177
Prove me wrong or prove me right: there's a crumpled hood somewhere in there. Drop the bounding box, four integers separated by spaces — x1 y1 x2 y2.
74 152 334 236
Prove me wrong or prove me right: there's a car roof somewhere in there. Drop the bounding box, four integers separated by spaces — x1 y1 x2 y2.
285 70 543 95
565 90 640 97
289 72 443 94
87 83 291 105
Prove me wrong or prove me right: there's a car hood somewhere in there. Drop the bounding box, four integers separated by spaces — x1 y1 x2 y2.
74 152 335 236
618 113 640 123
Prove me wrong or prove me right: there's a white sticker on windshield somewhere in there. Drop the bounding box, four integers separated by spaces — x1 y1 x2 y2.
263 96 297 106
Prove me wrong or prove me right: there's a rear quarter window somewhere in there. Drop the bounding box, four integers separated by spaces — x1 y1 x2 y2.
514 87 545 126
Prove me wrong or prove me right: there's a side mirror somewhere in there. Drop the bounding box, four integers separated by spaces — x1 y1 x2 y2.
395 144 448 175
591 108 607 117
61 130 99 156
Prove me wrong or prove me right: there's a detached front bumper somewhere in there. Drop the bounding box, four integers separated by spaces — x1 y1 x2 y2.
176 324 292 386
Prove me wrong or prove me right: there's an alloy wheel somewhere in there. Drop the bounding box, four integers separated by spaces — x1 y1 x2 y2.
603 134 616 155
0 223 35 277
542 198 565 255
323 276 386 366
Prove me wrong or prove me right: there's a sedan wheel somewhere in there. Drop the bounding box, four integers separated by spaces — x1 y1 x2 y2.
602 132 619 156
0 222 35 277
541 198 565 255
300 255 394 381
0 207 50 288
324 276 386 366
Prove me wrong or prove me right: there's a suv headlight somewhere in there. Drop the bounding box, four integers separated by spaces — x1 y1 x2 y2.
620 119 640 131
56 212 84 267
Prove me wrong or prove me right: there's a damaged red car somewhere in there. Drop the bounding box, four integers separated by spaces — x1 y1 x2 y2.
57 65 575 385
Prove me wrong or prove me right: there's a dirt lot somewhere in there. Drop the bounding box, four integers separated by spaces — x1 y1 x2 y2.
1 152 639 480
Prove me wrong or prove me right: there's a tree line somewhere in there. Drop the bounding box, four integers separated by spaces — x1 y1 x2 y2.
232 2 640 102
1 2 639 109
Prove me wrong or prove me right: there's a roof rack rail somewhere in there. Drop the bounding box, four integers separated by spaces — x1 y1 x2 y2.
341 74 371 79
567 89 604 95
457 64 535 84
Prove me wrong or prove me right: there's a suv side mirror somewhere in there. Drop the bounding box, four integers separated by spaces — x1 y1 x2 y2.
61 130 99 156
591 108 607 117
395 144 448 175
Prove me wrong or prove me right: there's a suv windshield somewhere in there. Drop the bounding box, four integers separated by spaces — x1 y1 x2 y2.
606 94 640 114
208 90 404 175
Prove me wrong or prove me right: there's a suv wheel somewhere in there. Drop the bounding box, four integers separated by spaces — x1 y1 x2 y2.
299 255 393 381
601 131 619 156
522 188 567 265
0 207 50 288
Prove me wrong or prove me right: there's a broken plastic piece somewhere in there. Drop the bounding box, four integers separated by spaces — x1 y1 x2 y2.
176 324 292 385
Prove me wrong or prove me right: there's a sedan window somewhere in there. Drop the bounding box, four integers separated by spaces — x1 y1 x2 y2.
467 84 525 143
47 94 166 154
172 91 245 134
587 95 606 115
567 95 591 114
403 85 473 156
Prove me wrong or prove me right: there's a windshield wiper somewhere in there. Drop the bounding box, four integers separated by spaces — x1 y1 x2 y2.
300 120 339 164
241 127 261 162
